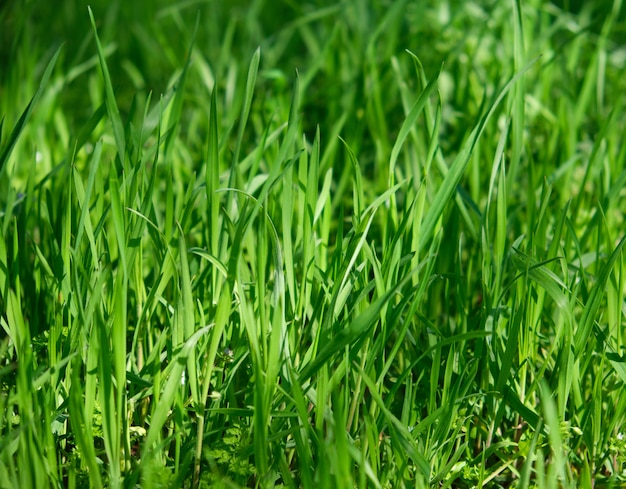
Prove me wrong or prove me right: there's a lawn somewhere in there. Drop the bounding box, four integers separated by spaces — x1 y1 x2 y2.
1 0 626 487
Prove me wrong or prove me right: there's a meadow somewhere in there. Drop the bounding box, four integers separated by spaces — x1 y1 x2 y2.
1 0 626 487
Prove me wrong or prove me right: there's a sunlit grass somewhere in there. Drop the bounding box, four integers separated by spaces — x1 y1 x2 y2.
1 1 626 488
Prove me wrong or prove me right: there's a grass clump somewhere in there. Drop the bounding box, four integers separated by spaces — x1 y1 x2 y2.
1 1 626 488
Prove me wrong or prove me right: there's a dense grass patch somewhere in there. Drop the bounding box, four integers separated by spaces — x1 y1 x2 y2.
1 1 626 487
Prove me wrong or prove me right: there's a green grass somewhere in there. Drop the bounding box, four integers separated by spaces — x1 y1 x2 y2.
1 0 626 487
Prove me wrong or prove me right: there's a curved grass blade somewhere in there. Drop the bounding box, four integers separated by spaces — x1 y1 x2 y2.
419 56 541 251
0 46 62 176
388 54 440 186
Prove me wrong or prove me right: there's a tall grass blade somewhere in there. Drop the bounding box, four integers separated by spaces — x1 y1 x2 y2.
88 7 126 165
